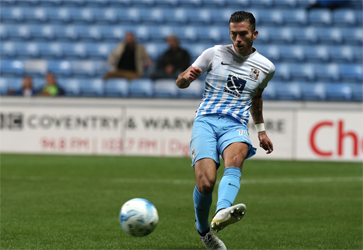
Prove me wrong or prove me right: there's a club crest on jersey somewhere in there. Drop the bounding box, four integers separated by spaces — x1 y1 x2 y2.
223 72 247 98
250 68 260 80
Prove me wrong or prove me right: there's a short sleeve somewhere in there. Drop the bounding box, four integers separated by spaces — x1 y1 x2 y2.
259 63 275 89
192 47 215 73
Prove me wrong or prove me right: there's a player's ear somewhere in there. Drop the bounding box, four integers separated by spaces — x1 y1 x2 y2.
253 30 258 40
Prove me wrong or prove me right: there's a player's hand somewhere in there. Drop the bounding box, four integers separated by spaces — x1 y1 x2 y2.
183 67 202 81
258 131 273 154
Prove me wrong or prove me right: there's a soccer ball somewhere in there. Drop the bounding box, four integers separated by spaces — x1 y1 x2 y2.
119 198 158 237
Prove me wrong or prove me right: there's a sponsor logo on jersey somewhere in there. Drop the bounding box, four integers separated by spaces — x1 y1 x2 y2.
250 68 260 80
223 72 247 98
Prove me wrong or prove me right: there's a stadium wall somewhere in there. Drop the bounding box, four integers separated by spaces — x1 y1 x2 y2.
0 97 362 162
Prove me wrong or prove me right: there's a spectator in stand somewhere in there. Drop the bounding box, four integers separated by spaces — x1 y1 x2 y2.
7 76 35 97
307 0 350 10
150 35 190 80
41 73 64 96
104 32 152 80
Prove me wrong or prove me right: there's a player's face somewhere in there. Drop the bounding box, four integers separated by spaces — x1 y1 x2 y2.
229 21 258 56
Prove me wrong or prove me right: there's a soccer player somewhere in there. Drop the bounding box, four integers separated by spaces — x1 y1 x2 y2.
175 11 275 250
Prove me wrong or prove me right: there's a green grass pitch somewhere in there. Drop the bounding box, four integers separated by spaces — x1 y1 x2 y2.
1 154 362 249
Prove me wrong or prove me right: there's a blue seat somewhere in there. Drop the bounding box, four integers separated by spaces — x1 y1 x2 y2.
328 45 354 63
249 0 273 8
273 0 297 8
269 27 294 44
197 26 226 43
153 0 179 7
300 82 327 101
74 25 104 41
70 61 99 77
292 27 318 44
145 43 168 61
0 42 17 58
309 9 332 26
289 63 316 81
342 28 363 45
187 9 212 24
316 27 343 44
80 79 104 96
38 42 64 59
274 82 302 100
333 9 357 26
258 10 284 25
201 0 226 7
261 81 276 100
257 45 281 62
46 7 72 23
315 64 340 82
279 45 304 62
16 43 41 58
273 63 291 81
185 43 214 61
326 83 352 101
0 25 9 41
177 0 202 7
208 9 232 24
62 43 88 59
0 77 22 95
0 7 24 23
32 77 45 92
338 64 362 82
130 79 153 97
154 79 179 98
58 79 81 96
86 43 114 59
224 0 250 8
139 8 164 23
102 25 134 42
134 25 151 42
132 0 156 7
22 7 48 23
62 0 87 6
162 8 188 24
47 60 72 77
281 9 307 26
105 78 129 97
178 79 204 98
0 60 24 76
69 8 96 24
304 45 330 62
7 25 32 41
93 8 119 24
351 83 363 101
117 8 141 23
30 25 57 41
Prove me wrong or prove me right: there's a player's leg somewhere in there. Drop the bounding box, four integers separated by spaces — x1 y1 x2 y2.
194 158 217 235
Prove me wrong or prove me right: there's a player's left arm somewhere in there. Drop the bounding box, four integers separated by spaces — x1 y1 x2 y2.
251 87 273 154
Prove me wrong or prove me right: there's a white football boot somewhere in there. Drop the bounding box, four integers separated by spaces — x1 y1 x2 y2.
211 203 246 232
200 230 227 250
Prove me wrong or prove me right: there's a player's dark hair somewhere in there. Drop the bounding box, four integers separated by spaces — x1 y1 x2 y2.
229 11 256 31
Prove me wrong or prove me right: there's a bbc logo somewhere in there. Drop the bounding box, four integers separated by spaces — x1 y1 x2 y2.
0 113 23 130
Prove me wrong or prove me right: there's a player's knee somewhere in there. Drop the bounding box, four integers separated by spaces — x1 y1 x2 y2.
231 155 244 168
197 178 215 194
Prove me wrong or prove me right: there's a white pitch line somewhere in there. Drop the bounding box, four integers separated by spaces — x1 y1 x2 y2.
6 176 362 185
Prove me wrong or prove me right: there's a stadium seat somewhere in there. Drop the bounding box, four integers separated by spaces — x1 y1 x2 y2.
145 43 168 61
139 8 164 23
249 0 273 8
129 79 153 97
316 27 343 44
342 28 363 45
16 43 41 59
58 79 81 96
185 43 214 61
224 0 250 8
279 45 304 62
281 9 307 26
0 42 16 58
178 79 204 98
269 27 294 44
79 79 104 96
208 8 232 24
0 25 9 41
333 9 357 26
187 9 212 24
154 79 179 98
201 0 226 7
30 25 57 41
0 78 9 95
289 63 316 81
292 27 318 44
0 60 24 76
326 83 352 101
0 77 22 95
0 7 24 23
7 25 32 41
309 9 332 26
315 64 340 82
273 63 291 81
350 83 363 101
304 45 330 62
46 7 72 23
273 0 297 8
74 26 104 41
105 79 129 97
154 0 179 7
117 8 141 24
162 8 188 24
86 43 114 59
328 45 354 63
256 45 281 62
274 82 302 100
258 10 284 26
69 8 96 24
197 26 226 43
70 61 100 78
132 0 156 7
62 43 88 59
38 42 64 59
134 25 151 42
22 7 48 23
32 77 45 92
93 8 119 24
102 25 134 43
261 81 276 100
300 82 327 101
178 0 203 8
338 64 362 82
47 60 72 77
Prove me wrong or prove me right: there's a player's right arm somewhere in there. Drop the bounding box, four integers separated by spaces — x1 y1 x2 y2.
175 47 215 89
175 66 202 89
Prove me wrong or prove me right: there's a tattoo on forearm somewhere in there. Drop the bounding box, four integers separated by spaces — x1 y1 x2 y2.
251 96 264 124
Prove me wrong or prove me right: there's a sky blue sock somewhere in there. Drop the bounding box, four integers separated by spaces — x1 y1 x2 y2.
193 186 212 233
216 167 241 212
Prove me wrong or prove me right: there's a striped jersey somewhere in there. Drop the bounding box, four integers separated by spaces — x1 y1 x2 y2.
192 44 275 125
